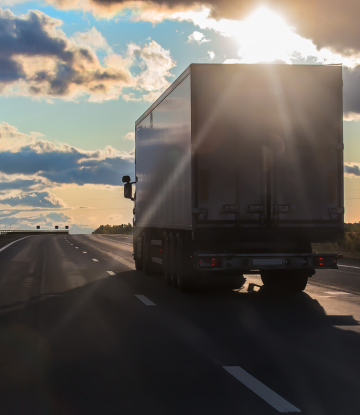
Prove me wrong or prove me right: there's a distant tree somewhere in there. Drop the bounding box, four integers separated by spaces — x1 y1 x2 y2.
92 223 133 235
344 223 360 232
313 222 360 258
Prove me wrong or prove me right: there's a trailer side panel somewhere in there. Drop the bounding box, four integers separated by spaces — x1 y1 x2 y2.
135 74 192 229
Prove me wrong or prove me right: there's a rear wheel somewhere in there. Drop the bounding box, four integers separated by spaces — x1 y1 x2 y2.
135 257 143 271
142 232 155 275
163 232 171 285
175 233 194 292
134 237 143 271
261 271 309 292
169 232 177 287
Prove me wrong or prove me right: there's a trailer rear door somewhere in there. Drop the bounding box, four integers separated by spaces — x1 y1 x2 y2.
192 64 343 228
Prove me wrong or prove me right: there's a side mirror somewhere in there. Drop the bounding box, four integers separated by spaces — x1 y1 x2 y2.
122 175 131 183
124 182 133 200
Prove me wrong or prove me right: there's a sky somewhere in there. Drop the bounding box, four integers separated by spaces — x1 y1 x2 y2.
0 0 360 233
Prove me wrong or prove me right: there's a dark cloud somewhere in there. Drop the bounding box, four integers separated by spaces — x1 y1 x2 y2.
0 178 44 192
343 66 360 115
0 191 64 208
0 146 134 185
0 9 130 98
0 10 72 60
0 57 24 83
345 163 360 177
48 0 360 53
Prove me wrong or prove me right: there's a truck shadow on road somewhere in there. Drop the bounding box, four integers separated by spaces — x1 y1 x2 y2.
0 272 359 414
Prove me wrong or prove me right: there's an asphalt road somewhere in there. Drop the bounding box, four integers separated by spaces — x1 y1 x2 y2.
0 234 359 414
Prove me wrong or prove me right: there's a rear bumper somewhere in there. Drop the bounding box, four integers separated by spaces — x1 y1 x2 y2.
194 252 341 273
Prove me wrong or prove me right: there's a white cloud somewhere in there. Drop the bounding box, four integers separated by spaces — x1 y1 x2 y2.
187 31 211 45
0 122 136 231
344 112 360 122
71 26 113 53
0 9 176 103
207 50 215 60
123 132 135 140
127 40 176 92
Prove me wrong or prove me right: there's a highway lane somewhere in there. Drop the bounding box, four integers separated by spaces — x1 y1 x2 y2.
0 235 359 414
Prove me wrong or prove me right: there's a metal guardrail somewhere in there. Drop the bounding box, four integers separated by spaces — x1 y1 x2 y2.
0 229 69 235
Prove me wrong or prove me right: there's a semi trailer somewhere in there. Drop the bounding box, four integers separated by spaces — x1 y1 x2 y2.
123 63 344 291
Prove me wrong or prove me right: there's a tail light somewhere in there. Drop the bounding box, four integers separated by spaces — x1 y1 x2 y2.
211 258 220 267
315 257 338 266
198 257 221 268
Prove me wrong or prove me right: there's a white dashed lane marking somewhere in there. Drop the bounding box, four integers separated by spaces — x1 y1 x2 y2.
135 295 156 306
83 251 87 254
325 291 350 295
223 366 301 413
92 259 99 262
71 244 73 246
338 265 360 269
75 247 79 249
107 271 116 276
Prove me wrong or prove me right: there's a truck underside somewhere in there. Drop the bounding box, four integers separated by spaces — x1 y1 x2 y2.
133 226 341 292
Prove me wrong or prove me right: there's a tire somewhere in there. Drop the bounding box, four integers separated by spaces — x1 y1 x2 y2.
163 231 171 285
135 258 143 271
134 237 143 271
261 271 309 292
142 232 155 275
168 232 177 287
175 233 194 292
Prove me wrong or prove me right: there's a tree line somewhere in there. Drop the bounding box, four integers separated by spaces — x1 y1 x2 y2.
92 223 133 235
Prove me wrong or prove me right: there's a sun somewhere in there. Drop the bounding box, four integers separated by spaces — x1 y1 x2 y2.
234 7 296 64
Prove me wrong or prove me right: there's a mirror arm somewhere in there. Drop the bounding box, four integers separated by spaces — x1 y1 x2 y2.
130 181 135 200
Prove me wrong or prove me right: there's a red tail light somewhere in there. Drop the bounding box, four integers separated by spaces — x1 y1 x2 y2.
211 258 220 267
198 257 221 268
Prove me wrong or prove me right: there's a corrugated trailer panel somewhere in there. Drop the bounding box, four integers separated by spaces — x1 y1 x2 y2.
191 64 343 233
135 74 192 229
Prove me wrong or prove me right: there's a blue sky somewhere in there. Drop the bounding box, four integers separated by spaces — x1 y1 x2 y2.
0 0 360 232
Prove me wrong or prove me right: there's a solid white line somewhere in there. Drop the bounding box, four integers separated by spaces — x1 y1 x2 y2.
338 264 360 270
223 366 301 413
0 236 33 253
107 271 116 276
92 258 99 262
135 295 156 306
83 251 87 254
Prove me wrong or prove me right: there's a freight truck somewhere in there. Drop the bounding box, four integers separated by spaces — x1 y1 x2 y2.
122 64 344 292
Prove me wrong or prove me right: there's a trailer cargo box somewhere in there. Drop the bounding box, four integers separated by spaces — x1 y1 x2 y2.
124 64 343 291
